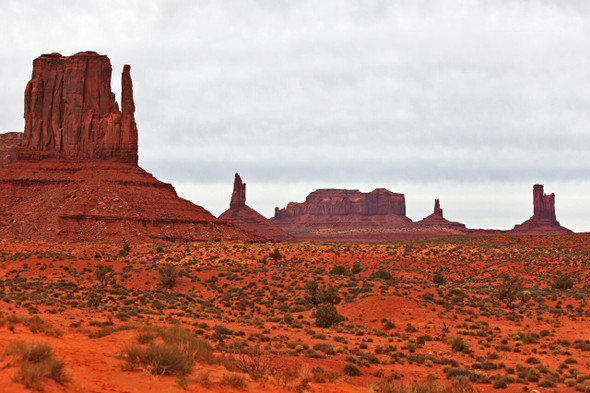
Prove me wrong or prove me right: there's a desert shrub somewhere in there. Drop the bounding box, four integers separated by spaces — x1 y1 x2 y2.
310 365 339 383
433 273 446 285
121 326 212 379
220 372 248 388
159 326 213 364
351 263 362 275
5 341 68 390
315 304 345 328
269 248 282 262
343 363 362 376
552 274 574 290
330 265 350 276
370 268 393 281
158 263 178 289
450 337 469 353
95 264 114 288
495 273 522 308
121 343 193 376
229 346 275 381
374 378 477 393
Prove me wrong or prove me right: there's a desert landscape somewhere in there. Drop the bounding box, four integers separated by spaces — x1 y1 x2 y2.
0 13 588 392
0 234 589 393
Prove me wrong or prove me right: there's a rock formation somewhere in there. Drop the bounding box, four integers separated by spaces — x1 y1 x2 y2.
416 199 466 230
230 173 247 208
0 132 23 167
511 184 571 235
18 52 137 163
219 174 295 242
274 188 407 219
271 188 414 241
0 52 263 243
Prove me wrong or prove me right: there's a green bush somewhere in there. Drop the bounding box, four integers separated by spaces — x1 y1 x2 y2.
315 304 345 328
552 274 574 290
343 363 362 376
450 337 469 353
158 263 178 289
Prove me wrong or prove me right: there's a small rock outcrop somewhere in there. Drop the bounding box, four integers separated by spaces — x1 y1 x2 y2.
18 52 138 163
511 184 571 235
416 199 466 230
0 132 23 167
219 174 295 242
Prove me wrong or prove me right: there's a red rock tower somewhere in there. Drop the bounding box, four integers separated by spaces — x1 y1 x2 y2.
533 184 556 221
230 173 246 208
433 198 443 217
18 52 138 163
220 173 295 241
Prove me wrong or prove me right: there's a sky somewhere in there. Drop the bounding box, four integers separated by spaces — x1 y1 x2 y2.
1 0 589 231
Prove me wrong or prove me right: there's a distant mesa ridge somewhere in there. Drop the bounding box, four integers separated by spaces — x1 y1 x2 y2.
219 173 295 242
18 52 138 163
273 188 407 219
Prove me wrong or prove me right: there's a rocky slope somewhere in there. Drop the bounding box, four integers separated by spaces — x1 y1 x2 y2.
0 52 263 243
219 174 295 242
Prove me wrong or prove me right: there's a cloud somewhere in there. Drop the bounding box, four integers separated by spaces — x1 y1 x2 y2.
1 0 590 231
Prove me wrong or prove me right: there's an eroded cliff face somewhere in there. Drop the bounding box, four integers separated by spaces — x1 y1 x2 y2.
18 52 138 163
274 188 406 219
0 132 23 167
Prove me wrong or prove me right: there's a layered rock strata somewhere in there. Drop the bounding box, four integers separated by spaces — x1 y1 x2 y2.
219 174 295 242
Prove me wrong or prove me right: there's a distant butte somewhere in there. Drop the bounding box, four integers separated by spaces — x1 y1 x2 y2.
0 52 263 243
510 184 571 235
271 188 417 242
415 199 467 230
219 174 295 242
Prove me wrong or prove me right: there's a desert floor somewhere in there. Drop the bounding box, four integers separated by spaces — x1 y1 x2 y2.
1 233 589 392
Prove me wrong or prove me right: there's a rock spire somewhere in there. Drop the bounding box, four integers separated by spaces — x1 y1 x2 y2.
17 52 138 163
230 173 246 208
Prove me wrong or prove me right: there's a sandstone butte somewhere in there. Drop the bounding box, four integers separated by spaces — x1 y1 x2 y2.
271 188 419 242
509 184 572 235
218 173 295 242
272 185 571 242
0 52 264 243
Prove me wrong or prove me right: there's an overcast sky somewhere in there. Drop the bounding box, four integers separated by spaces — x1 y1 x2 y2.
1 0 589 231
